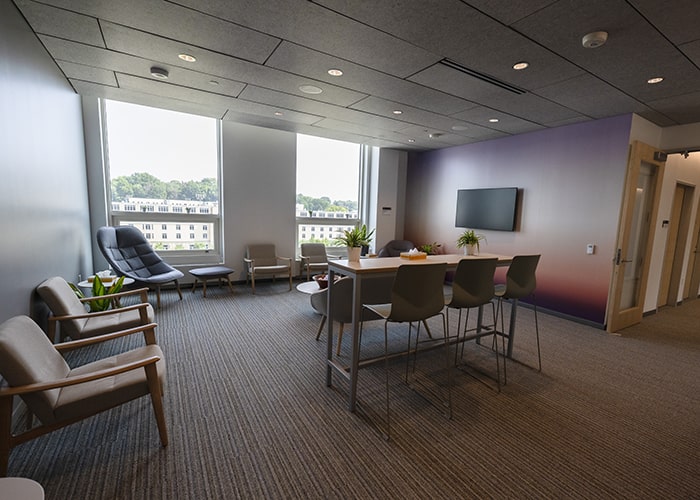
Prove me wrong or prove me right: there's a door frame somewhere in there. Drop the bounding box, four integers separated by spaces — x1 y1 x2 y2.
658 182 694 306
684 196 700 300
606 141 665 332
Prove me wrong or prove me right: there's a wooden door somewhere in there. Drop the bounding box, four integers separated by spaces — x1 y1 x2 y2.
607 141 665 332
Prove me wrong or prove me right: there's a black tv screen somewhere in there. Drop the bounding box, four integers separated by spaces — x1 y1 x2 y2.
455 187 518 231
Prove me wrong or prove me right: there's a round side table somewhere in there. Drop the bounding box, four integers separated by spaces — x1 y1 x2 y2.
0 477 44 500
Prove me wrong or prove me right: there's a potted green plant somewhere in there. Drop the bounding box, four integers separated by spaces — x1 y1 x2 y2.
456 229 485 255
69 275 126 312
335 224 375 262
418 242 442 255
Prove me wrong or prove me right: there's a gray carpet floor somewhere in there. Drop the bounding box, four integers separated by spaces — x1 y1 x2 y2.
6 280 700 499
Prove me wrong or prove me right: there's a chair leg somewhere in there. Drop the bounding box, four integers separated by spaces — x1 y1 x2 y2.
225 277 234 294
175 279 183 300
534 300 541 372
336 323 344 356
251 272 256 294
0 396 13 477
145 363 168 447
384 321 391 439
191 279 198 293
288 271 292 291
315 315 327 341
156 286 162 309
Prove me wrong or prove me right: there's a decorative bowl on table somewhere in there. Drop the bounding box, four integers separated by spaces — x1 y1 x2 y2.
313 274 329 289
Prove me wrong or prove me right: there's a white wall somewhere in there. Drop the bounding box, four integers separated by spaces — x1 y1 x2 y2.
371 148 407 251
221 121 297 281
0 2 91 323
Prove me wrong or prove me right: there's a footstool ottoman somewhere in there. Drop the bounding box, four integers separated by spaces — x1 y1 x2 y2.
189 266 235 297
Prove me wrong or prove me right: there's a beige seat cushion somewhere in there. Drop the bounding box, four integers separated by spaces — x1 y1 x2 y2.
81 305 155 338
54 345 166 422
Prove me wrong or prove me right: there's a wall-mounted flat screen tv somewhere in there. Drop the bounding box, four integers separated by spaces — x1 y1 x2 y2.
455 187 518 231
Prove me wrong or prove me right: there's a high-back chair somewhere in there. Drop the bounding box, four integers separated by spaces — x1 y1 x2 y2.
495 255 542 374
96 226 184 308
244 244 292 294
376 240 414 257
37 276 155 343
446 258 503 391
300 243 339 281
361 262 449 438
0 315 167 476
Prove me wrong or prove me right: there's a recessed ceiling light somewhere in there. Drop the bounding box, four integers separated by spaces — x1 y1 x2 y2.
327 68 343 76
208 80 219 86
299 85 323 94
178 53 196 62
150 67 169 79
647 77 664 84
274 111 284 116
513 61 529 70
392 110 403 115
407 139 415 143
488 118 499 123
451 125 468 131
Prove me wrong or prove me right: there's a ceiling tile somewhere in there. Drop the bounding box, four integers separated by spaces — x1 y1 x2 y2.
14 0 104 47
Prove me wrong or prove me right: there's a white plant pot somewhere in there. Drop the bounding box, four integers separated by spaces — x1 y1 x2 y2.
347 246 362 262
465 244 478 256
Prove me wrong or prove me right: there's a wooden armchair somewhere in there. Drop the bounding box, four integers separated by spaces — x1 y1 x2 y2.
244 244 293 294
0 315 167 476
37 276 155 343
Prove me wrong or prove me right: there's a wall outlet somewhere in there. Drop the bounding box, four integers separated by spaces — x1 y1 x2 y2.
586 244 595 255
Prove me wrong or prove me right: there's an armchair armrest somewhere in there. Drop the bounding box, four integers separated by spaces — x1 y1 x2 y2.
54 322 159 352
49 302 150 322
277 256 293 266
0 354 161 397
79 287 149 304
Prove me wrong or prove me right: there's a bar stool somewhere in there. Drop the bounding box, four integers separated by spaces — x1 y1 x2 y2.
495 255 542 379
361 262 450 439
446 258 503 391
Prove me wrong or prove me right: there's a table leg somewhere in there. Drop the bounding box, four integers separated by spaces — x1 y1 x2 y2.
348 274 362 412
325 269 336 388
507 298 518 358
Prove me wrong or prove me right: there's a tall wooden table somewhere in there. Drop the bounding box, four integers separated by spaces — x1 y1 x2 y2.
326 253 513 412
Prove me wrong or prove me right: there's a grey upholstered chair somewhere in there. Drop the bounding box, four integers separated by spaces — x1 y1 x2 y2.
376 240 414 257
310 276 392 355
446 258 503 391
361 263 450 438
37 276 155 343
299 243 340 281
96 226 184 308
0 315 167 476
244 244 293 294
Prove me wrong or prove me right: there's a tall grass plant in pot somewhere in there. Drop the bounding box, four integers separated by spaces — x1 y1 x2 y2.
457 229 485 256
335 224 375 262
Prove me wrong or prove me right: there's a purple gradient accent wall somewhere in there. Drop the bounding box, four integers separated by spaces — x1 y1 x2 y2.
405 115 633 326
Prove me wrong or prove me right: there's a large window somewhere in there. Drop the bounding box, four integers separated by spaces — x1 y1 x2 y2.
296 134 364 250
102 100 221 262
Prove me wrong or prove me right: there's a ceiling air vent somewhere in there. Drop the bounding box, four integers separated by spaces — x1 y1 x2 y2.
439 59 525 95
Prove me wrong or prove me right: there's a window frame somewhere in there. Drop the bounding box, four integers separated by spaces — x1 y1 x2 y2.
295 141 370 253
101 99 224 266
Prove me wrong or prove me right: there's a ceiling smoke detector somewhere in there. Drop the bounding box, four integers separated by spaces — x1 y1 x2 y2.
150 66 169 79
582 31 608 49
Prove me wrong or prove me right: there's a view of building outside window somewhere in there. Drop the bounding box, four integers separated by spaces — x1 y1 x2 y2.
103 100 220 251
296 134 361 247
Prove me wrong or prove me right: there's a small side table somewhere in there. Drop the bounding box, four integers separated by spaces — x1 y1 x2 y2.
189 266 235 297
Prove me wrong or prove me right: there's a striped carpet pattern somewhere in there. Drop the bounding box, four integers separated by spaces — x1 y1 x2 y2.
6 281 700 499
